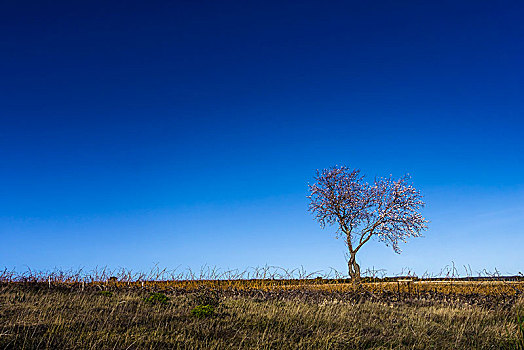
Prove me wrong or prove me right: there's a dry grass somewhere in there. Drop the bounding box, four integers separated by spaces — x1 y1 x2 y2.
1 283 523 349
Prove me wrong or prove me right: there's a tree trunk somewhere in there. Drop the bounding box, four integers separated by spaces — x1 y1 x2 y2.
348 253 361 286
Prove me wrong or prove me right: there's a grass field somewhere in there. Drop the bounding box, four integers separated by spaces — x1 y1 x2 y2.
1 275 524 349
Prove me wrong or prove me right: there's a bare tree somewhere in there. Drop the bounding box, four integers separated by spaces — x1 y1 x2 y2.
307 166 428 285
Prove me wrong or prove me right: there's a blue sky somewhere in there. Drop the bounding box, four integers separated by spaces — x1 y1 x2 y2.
1 1 523 276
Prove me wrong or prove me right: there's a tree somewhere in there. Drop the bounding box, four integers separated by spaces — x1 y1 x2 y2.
307 166 428 285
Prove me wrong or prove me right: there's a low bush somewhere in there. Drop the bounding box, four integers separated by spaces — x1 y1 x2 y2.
144 292 169 305
191 304 215 318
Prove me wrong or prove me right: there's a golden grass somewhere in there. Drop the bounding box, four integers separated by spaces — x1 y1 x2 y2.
1 267 523 349
0 284 523 349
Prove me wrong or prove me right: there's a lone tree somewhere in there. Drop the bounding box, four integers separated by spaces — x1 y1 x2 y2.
308 166 428 285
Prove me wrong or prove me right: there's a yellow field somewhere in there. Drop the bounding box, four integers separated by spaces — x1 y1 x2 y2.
6 278 520 297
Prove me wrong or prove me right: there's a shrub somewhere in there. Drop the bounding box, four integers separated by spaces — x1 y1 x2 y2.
191 304 215 318
98 291 113 297
144 292 169 305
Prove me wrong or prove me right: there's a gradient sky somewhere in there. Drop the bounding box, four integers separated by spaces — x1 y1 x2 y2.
1 1 523 277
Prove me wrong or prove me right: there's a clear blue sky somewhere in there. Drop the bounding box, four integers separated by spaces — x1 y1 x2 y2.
1 1 523 277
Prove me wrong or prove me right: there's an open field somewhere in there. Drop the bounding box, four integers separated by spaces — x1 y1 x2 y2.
1 277 524 350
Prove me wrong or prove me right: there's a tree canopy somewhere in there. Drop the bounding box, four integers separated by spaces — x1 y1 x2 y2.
308 166 428 283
